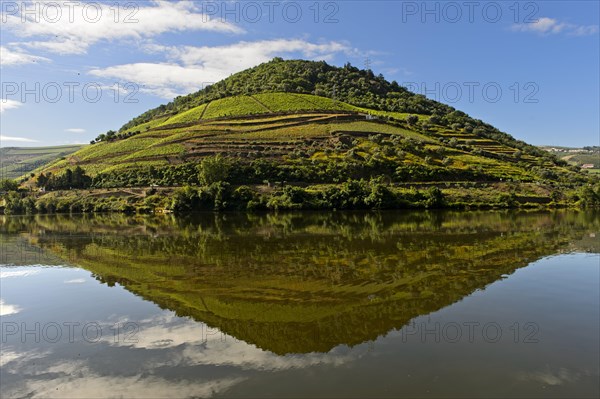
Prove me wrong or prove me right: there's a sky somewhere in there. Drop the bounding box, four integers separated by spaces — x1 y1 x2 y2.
0 0 598 148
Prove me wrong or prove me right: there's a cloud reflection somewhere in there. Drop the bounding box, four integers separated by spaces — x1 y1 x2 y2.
0 269 40 279
1 311 359 398
103 313 358 371
0 299 21 316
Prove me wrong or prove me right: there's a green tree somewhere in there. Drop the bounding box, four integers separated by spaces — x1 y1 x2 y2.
198 154 231 185
4 191 24 215
425 187 444 208
0 179 19 192
406 115 419 125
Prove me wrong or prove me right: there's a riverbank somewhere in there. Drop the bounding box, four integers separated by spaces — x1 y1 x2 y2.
3 179 595 215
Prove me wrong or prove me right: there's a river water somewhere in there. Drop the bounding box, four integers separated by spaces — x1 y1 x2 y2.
1 211 598 398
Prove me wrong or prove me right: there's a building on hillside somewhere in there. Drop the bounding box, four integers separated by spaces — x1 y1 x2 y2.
581 164 595 169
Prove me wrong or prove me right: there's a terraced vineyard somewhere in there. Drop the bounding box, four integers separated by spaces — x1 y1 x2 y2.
35 102 562 188
202 95 269 119
159 103 208 126
28 90 574 187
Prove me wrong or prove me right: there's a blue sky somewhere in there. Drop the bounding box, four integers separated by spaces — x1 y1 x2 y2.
1 0 598 147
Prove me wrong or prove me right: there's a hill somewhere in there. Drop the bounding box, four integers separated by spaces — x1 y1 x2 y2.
4 59 600 213
540 146 600 173
0 145 83 180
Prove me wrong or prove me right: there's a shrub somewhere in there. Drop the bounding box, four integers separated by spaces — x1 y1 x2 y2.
197 154 231 185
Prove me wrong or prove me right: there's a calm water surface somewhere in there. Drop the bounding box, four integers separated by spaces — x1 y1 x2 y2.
1 211 598 398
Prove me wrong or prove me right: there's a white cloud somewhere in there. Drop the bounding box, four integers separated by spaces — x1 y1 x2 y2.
0 135 39 143
3 361 244 399
102 314 358 372
89 39 354 98
90 62 213 99
516 367 598 386
0 299 21 316
0 349 49 368
64 278 86 284
0 351 23 368
570 25 600 36
0 269 40 278
0 46 50 66
0 312 361 398
0 99 23 113
512 17 599 36
3 1 242 55
65 128 86 134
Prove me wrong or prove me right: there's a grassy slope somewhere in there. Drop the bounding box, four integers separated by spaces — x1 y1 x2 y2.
0 145 84 179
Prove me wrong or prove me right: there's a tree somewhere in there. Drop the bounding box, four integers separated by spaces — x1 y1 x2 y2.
425 187 444 208
71 166 91 188
428 115 442 125
4 191 24 214
406 115 419 125
197 154 231 186
0 179 19 192
37 173 48 188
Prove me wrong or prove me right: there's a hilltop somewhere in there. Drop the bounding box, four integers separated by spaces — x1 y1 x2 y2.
4 59 600 213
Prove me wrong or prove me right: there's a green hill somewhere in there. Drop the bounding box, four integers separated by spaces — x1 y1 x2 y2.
5 59 600 213
0 145 83 180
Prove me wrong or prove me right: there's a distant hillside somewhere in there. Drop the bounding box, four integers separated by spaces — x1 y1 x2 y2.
540 146 600 171
0 145 83 180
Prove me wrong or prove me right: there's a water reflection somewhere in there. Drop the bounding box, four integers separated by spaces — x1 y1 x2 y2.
0 212 600 398
2 211 598 354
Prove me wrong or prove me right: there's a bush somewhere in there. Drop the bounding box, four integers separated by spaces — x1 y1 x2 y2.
406 115 419 125
425 187 444 208
0 179 19 192
197 154 231 185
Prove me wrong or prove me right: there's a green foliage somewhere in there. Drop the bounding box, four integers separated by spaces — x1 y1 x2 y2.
0 179 19 192
425 187 444 208
578 185 600 208
198 155 231 185
406 115 419 125
36 167 91 190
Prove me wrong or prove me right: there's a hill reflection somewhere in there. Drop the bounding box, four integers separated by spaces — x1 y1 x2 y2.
2 210 598 354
